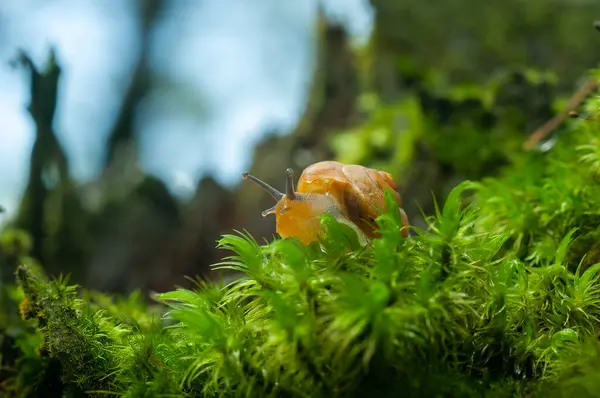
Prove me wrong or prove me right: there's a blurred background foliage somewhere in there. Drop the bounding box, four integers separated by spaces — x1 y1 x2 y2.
0 0 599 295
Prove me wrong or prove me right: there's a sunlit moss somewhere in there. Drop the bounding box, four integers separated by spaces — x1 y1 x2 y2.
3 87 600 398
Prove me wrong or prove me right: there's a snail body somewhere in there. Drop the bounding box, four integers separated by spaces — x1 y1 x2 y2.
242 161 410 245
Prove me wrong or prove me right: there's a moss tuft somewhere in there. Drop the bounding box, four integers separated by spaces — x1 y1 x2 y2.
4 88 600 398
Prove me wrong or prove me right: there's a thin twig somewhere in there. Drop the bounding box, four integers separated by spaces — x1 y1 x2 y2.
569 110 600 123
523 78 598 150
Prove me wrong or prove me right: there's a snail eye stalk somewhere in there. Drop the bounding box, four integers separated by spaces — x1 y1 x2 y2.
285 168 296 200
242 172 284 200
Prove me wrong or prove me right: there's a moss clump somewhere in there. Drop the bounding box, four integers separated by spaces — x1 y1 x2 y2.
330 67 559 183
5 89 600 397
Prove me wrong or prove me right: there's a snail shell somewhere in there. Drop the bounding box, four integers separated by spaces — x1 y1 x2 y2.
242 160 410 244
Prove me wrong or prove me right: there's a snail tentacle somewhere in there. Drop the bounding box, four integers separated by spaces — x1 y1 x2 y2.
261 205 277 217
285 168 296 200
242 172 284 200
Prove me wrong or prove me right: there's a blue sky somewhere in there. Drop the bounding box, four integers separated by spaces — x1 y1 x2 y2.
0 0 373 217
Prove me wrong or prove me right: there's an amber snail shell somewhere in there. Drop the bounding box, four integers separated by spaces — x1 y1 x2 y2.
242 160 410 245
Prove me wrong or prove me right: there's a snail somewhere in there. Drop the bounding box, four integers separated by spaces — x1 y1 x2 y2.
242 161 410 245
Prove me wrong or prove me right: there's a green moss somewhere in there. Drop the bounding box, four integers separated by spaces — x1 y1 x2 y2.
331 66 561 184
4 86 600 398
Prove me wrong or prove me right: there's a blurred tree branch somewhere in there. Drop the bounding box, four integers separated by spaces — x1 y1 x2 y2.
11 48 69 263
294 14 360 148
523 77 598 150
235 12 360 241
104 0 165 168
